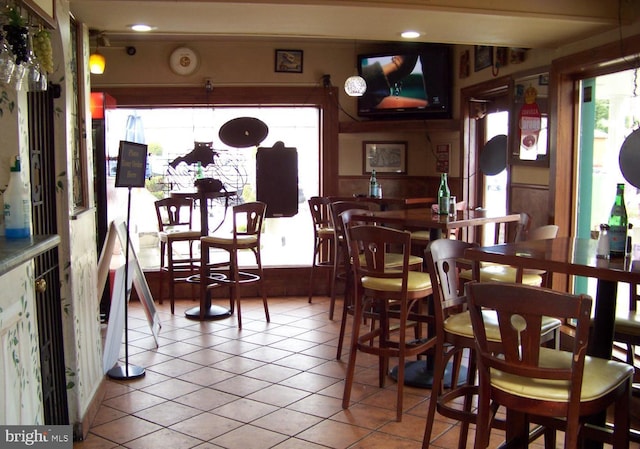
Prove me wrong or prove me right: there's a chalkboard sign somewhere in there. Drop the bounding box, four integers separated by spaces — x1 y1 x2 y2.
115 141 148 188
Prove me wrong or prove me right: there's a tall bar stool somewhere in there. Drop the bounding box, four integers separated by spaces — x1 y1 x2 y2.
341 224 434 422
307 196 334 303
199 201 270 328
154 197 201 314
422 239 562 449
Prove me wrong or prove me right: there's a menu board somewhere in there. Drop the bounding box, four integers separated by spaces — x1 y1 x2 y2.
115 141 148 188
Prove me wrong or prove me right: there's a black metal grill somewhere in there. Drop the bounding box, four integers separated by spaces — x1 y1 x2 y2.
28 84 69 425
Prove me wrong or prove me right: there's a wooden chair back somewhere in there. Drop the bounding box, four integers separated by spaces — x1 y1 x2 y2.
466 281 593 445
155 196 195 232
232 201 267 240
308 196 332 230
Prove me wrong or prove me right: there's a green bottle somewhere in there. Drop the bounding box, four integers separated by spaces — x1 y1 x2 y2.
608 183 628 257
196 161 204 179
437 173 450 216
369 169 379 198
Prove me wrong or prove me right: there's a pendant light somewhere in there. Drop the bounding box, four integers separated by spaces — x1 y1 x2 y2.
89 32 109 74
89 52 105 74
344 41 366 97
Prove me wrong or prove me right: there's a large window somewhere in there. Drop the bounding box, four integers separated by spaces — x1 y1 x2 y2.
104 106 320 268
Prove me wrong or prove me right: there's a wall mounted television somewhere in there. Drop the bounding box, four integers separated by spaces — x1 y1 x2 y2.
357 44 452 120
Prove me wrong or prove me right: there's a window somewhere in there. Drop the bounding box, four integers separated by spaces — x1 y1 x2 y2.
104 106 320 268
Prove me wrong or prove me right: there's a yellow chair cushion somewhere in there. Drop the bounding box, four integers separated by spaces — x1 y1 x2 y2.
410 230 430 243
359 253 423 269
317 227 334 237
614 311 640 336
459 265 542 286
159 230 201 242
362 271 432 292
490 347 634 402
202 234 258 246
445 311 561 342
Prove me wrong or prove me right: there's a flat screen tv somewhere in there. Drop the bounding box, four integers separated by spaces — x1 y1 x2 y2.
357 44 452 120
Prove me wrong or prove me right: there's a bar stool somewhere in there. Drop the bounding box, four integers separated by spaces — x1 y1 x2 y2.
199 201 270 328
342 224 434 422
307 196 334 303
154 197 201 314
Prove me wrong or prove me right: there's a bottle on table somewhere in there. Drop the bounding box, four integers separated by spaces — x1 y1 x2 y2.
196 161 204 179
3 156 31 239
369 169 379 198
608 183 628 257
437 172 450 216
596 224 610 259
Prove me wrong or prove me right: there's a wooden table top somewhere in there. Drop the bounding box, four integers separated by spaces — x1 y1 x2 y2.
356 207 522 231
464 236 640 284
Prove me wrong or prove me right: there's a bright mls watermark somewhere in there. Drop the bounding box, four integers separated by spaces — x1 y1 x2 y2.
1 426 72 448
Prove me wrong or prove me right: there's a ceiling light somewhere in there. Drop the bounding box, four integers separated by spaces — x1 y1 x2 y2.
344 75 367 97
131 24 152 32
401 31 420 39
89 53 106 74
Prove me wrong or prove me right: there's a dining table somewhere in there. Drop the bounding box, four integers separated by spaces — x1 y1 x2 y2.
170 189 238 320
464 236 640 448
349 207 523 388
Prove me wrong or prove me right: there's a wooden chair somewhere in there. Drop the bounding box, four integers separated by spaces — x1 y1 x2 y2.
459 219 558 287
154 197 201 314
199 201 270 329
342 224 434 422
613 282 640 383
327 200 375 320
421 239 562 449
467 281 633 449
335 208 423 360
307 196 334 303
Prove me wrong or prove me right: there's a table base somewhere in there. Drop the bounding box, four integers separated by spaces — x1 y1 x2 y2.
390 360 468 389
185 305 232 321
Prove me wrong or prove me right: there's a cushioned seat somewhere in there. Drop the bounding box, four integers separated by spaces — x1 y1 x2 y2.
421 239 561 449
155 196 201 314
308 196 335 303
199 201 269 328
468 281 633 449
342 224 434 422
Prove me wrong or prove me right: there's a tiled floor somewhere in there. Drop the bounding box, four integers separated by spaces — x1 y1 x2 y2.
74 296 633 449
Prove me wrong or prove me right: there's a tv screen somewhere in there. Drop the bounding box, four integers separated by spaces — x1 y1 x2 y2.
357 44 452 120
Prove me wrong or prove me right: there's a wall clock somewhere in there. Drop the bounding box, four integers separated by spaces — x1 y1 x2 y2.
169 46 199 76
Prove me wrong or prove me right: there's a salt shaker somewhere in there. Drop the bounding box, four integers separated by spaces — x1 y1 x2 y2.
596 224 610 259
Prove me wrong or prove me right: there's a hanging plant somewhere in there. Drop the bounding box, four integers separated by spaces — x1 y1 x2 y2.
3 6 28 65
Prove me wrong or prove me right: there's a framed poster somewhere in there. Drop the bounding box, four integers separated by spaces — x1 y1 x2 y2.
275 49 303 73
474 45 493 72
362 141 407 174
115 141 148 188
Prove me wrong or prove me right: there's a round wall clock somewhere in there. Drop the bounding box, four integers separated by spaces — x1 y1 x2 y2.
169 46 199 76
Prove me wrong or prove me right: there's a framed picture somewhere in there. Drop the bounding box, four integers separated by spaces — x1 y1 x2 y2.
474 45 493 72
275 49 303 73
363 141 407 174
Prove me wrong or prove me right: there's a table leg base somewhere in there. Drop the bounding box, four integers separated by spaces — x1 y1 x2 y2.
390 360 468 389
185 305 232 321
107 364 145 380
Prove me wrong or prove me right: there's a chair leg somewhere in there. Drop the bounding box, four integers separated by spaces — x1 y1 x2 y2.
168 243 175 314
231 251 242 329
422 340 449 448
256 249 269 323
329 240 341 320
309 239 320 303
342 288 364 411
158 242 166 305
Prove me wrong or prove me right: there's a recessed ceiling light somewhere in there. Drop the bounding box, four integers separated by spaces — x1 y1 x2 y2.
131 24 152 32
401 30 420 39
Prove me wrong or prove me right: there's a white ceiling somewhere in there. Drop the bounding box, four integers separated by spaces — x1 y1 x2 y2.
68 0 639 48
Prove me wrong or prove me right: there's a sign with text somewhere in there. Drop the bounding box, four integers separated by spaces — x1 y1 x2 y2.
115 141 148 188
